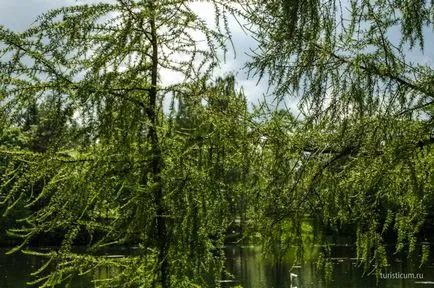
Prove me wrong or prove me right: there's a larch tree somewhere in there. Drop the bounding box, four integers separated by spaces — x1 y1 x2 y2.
0 0 247 287
243 0 434 274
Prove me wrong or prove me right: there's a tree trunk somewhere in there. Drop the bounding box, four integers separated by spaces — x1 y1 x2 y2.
148 7 170 288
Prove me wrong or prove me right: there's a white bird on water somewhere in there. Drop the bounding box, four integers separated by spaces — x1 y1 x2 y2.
290 272 298 288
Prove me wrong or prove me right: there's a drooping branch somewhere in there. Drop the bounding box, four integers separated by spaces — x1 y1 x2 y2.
321 45 434 100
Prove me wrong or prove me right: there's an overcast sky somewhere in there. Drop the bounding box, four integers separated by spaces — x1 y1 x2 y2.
1 1 433 113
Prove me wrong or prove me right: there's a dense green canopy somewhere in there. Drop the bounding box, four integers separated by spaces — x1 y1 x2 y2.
0 1 250 287
244 0 434 275
1 0 434 286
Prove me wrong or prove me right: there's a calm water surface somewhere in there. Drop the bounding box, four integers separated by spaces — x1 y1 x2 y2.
1 245 434 287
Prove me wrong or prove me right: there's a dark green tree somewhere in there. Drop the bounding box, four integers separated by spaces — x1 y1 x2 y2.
171 75 252 242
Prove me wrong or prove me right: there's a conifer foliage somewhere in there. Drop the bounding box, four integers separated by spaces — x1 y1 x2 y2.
244 0 434 273
0 1 247 287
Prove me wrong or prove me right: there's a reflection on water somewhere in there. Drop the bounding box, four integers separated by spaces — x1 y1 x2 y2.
224 245 434 288
1 245 434 287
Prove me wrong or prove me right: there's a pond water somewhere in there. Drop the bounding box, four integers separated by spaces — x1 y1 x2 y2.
224 245 434 287
1 245 434 287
